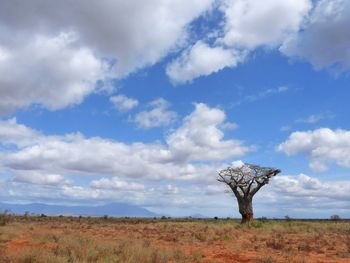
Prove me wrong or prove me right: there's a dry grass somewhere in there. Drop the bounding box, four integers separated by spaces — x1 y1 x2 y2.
0 216 349 262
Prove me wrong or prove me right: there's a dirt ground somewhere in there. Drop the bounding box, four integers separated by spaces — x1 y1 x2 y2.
0 216 349 263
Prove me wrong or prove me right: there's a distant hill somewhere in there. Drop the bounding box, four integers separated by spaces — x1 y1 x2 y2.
0 202 157 217
189 213 207 218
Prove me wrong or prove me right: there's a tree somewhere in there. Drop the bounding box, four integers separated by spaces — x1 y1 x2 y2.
330 214 341 221
217 163 280 223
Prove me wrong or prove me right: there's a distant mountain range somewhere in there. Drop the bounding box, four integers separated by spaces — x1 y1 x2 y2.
189 213 207 218
0 202 158 217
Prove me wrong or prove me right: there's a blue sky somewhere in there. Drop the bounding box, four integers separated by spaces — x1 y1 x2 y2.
0 0 350 218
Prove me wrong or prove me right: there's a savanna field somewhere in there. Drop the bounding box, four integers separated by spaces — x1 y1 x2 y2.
0 215 349 263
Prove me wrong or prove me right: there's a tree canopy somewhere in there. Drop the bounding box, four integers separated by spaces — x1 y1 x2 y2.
218 163 281 199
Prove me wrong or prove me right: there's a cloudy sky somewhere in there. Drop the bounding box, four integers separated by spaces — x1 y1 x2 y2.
0 0 349 218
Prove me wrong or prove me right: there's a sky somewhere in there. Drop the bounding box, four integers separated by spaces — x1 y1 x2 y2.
0 0 349 218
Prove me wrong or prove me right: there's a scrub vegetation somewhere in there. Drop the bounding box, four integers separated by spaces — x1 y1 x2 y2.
0 215 349 263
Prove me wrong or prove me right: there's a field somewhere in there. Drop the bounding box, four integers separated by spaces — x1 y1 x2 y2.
0 215 349 263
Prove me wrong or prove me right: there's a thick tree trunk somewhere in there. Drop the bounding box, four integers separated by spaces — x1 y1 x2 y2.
237 197 253 224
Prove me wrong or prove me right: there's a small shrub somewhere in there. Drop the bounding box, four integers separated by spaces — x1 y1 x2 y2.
250 221 263 228
193 232 206 242
191 251 204 261
0 210 11 226
257 216 268 223
330 214 341 221
266 239 284 250
258 256 278 263
285 215 292 221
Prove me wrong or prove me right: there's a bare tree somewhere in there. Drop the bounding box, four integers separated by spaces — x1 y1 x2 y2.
218 163 280 223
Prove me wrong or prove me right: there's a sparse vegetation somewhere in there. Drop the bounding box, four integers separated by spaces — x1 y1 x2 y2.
0 216 349 263
331 214 341 221
0 210 11 226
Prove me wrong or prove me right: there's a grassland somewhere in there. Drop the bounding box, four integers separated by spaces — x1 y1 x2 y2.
0 215 349 263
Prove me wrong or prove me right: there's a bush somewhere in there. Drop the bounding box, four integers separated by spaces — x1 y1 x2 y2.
257 216 268 223
0 209 11 226
258 255 278 263
330 214 341 221
285 215 292 221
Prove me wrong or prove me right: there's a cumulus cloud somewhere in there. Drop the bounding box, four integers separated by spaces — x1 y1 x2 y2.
0 0 214 113
90 176 145 191
133 98 177 129
90 177 144 191
110 95 139 112
167 104 254 162
220 0 311 49
267 174 350 207
0 103 253 182
166 41 245 83
281 0 350 72
277 128 350 172
0 118 42 147
166 0 311 83
12 171 69 186
0 32 107 114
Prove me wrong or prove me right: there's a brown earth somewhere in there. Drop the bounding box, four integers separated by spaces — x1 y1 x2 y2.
0 216 349 262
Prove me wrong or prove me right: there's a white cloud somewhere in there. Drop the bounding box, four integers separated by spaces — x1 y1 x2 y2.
281 0 350 72
133 98 177 129
0 118 42 147
269 174 350 203
206 184 225 195
61 186 102 200
220 0 311 49
110 95 138 112
231 160 245 168
246 86 289 102
90 177 144 191
12 171 69 186
167 103 254 162
295 112 335 124
166 0 311 83
0 32 107 114
3 170 350 217
277 128 350 172
165 184 180 195
0 103 253 182
280 125 291 132
221 122 238 130
232 86 290 106
166 41 245 83
0 0 214 113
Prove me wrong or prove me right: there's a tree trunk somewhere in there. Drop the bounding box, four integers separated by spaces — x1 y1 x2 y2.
237 197 253 224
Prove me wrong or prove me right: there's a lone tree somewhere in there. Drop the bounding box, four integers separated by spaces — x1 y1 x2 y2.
218 162 280 223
